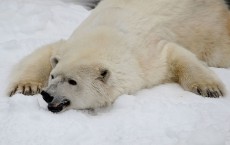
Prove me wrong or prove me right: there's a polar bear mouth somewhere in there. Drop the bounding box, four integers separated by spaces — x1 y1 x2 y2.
47 99 71 113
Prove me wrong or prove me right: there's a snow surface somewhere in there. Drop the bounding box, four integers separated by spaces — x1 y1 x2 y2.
0 0 230 145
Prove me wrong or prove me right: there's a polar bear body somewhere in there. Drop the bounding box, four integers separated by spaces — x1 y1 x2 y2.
7 0 230 112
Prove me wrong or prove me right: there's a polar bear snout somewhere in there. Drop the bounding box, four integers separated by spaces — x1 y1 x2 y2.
41 90 71 113
41 91 54 103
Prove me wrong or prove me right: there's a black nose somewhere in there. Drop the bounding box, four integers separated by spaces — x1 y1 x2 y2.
41 91 53 103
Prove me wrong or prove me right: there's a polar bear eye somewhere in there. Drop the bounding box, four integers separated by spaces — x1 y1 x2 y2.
68 79 77 85
51 75 54 79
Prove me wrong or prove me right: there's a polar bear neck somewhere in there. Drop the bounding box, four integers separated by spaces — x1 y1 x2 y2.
64 26 131 63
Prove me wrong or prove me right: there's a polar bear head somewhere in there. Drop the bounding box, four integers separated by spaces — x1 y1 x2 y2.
41 56 115 113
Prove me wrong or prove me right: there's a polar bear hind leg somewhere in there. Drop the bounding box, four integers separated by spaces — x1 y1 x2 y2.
164 42 225 97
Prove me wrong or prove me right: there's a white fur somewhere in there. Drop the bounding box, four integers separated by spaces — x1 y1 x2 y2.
7 0 230 110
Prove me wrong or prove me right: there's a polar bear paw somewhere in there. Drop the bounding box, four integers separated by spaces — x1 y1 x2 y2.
7 81 43 97
186 81 225 98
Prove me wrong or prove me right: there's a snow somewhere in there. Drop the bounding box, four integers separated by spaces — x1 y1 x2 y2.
0 0 230 145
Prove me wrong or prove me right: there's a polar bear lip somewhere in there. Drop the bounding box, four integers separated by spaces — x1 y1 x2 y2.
61 99 71 107
48 105 63 113
48 99 70 113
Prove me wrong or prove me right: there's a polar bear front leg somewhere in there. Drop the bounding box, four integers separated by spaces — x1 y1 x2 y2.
7 40 64 96
163 42 225 97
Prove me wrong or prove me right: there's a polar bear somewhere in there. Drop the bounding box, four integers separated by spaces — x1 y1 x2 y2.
7 0 230 113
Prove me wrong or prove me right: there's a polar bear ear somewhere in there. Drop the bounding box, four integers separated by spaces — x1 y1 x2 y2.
50 56 60 68
98 68 110 83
